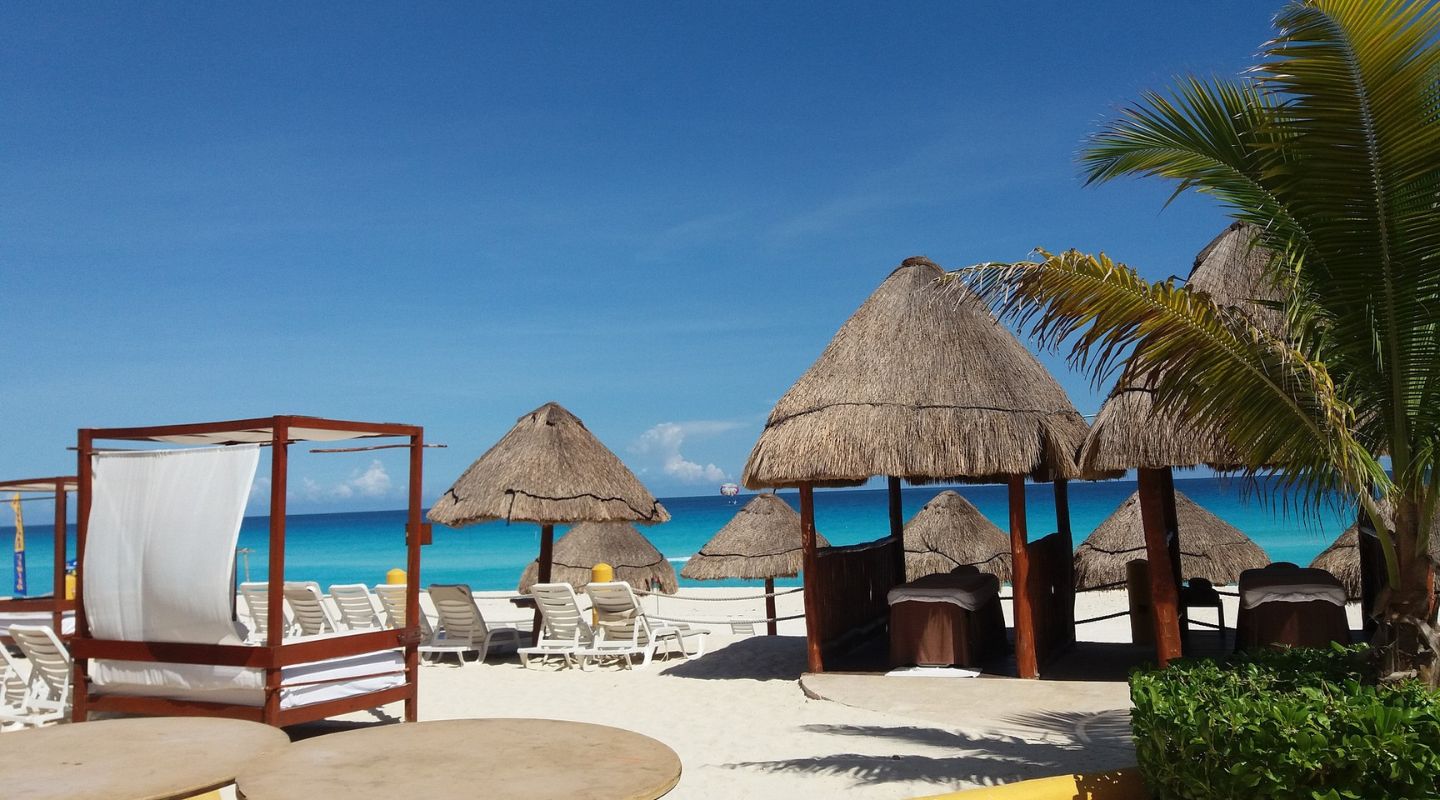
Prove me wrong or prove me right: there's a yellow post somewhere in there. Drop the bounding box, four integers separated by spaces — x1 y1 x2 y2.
64 573 76 601
386 568 406 585
590 563 614 625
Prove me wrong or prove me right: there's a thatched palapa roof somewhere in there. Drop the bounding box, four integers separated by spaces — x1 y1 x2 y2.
1309 504 1440 599
1073 489 1269 590
903 490 1012 582
517 521 678 594
1080 223 1283 476
681 493 830 581
742 256 1089 488
428 402 669 527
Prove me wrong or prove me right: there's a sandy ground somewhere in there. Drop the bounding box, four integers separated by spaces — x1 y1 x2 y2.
336 587 1363 798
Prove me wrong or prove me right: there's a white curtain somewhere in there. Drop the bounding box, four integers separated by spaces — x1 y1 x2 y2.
84 445 259 644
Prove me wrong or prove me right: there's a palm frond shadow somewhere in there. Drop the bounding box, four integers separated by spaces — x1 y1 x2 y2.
720 722 1134 788
1000 709 1133 746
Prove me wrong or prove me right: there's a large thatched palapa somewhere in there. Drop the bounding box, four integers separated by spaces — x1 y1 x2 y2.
1074 490 1269 590
743 257 1088 488
518 521 677 595
681 493 827 581
428 402 669 527
741 256 1089 678
1081 222 1280 477
1310 507 1440 599
903 490 1012 582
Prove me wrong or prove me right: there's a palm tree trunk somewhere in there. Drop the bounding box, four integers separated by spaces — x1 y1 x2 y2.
1377 497 1438 683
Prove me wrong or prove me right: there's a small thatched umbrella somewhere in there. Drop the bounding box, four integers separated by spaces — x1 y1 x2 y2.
742 256 1089 676
428 402 668 638
518 521 677 595
903 490 1012 582
1077 223 1280 666
1310 505 1440 600
1074 490 1269 591
681 493 829 634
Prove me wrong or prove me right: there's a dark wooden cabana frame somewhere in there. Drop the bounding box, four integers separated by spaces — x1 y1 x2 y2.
69 415 427 727
0 476 76 644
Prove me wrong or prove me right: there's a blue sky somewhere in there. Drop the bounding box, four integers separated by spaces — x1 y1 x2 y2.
1 3 1282 515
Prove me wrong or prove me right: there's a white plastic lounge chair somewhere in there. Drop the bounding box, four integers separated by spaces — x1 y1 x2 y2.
583 581 709 670
375 584 445 662
425 584 523 665
517 583 596 670
283 581 340 637
329 583 383 630
239 581 290 642
0 625 72 728
1 644 27 711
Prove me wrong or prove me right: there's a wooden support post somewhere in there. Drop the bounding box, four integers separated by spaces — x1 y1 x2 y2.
53 479 67 634
1053 478 1075 646
71 430 92 723
798 483 823 673
404 432 423 723
765 576 778 636
1008 475 1038 679
887 476 906 581
1138 468 1183 666
532 524 555 645
263 423 289 726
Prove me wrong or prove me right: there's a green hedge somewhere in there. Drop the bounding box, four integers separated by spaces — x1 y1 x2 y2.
1130 646 1440 799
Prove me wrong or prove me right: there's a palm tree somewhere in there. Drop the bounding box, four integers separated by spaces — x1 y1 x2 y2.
959 0 1440 678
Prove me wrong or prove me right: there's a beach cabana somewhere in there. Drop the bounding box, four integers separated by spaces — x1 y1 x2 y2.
681 493 829 635
1079 222 1278 666
1074 490 1268 590
903 490 1012 583
1310 505 1440 628
517 521 677 595
743 256 1089 677
0 477 76 644
428 403 668 636
70 416 426 726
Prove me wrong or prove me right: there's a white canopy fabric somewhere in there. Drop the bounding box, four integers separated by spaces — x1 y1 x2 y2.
84 445 259 645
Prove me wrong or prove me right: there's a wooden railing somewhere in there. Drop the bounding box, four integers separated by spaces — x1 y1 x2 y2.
1025 531 1076 667
811 535 901 657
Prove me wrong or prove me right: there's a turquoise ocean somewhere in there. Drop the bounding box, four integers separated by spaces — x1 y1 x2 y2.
2 476 1353 596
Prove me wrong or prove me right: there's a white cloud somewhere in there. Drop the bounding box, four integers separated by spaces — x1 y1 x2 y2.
348 459 392 497
631 421 741 484
284 460 394 503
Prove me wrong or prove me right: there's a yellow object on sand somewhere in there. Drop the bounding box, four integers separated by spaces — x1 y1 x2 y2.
913 768 1147 800
385 568 406 585
591 562 615 583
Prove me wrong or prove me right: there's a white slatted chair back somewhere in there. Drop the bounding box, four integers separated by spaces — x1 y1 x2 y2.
530 583 594 646
1 645 26 707
282 582 338 636
585 582 654 646
375 584 434 639
428 584 491 645
239 581 275 638
329 583 382 630
9 625 71 716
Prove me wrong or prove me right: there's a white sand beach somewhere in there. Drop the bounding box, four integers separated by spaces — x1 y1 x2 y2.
324 588 1365 798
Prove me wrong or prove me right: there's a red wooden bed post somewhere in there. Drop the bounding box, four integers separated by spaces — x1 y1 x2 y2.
72 430 93 722
1159 469 1184 590
887 476 906 580
1008 475 1038 679
798 482 823 673
404 431 424 723
263 422 289 725
1138 468 1183 666
53 478 68 635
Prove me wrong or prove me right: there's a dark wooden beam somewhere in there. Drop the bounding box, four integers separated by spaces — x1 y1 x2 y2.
765 577 778 636
798 483 823 673
532 523 556 645
887 476 906 580
1138 468 1183 666
1008 475 1038 679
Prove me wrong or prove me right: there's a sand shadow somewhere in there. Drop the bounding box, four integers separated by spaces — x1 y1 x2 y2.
658 634 808 681
721 722 1135 788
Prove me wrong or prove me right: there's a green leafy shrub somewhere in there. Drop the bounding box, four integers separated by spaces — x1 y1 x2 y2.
1130 645 1440 799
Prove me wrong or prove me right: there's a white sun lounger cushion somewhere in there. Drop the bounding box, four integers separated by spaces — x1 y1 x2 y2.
1240 567 1348 609
887 573 999 611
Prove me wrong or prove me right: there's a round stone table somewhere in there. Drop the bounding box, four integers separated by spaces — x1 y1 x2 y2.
236 718 682 800
0 716 290 800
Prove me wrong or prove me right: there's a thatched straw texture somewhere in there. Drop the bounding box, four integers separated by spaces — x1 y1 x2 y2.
517 521 678 594
1080 223 1281 476
1309 506 1440 599
742 257 1089 488
1073 490 1269 590
428 402 669 527
681 493 830 581
903 490 1012 582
